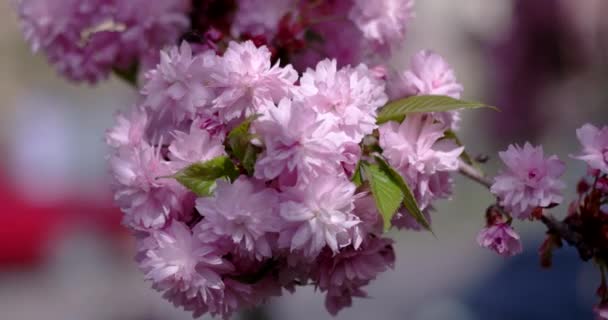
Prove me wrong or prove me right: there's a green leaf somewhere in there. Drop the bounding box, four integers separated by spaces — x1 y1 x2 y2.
227 116 262 175
374 156 432 232
174 156 240 196
362 162 404 231
443 130 476 166
376 95 497 124
351 161 363 187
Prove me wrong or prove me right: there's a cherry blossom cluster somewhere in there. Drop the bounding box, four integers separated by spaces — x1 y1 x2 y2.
15 0 414 84
14 0 192 83
105 37 466 317
21 0 608 318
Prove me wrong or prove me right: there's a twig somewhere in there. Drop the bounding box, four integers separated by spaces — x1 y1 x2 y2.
458 160 492 189
540 214 593 261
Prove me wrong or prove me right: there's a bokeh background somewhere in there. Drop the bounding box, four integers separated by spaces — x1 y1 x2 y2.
1 0 607 319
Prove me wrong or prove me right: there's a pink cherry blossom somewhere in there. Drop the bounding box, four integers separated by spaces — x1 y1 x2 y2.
389 50 464 129
379 115 463 175
278 176 360 259
476 223 523 257
16 0 190 83
379 114 463 210
195 177 281 260
232 0 295 37
315 236 395 315
252 99 345 185
400 50 463 99
168 119 226 171
573 123 608 173
110 143 188 229
137 221 233 314
105 106 149 148
391 208 432 231
141 42 217 122
491 143 566 219
298 59 388 142
349 0 414 46
211 41 298 121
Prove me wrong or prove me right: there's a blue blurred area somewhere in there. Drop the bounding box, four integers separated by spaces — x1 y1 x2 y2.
465 245 593 320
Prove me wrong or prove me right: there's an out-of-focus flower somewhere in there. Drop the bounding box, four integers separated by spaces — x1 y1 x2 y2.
232 0 295 37
349 0 414 47
476 223 523 257
573 124 608 173
106 106 149 148
389 50 463 129
491 143 566 219
16 0 190 83
594 303 608 320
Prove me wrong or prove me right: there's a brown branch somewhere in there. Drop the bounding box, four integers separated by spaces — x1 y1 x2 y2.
458 160 492 189
457 160 593 260
540 214 593 261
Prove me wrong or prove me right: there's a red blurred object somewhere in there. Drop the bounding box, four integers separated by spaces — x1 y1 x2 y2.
0 174 123 267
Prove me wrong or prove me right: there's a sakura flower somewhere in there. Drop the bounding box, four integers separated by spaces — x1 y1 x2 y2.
112 0 191 68
206 278 255 318
379 114 463 179
491 143 566 219
292 5 366 71
400 50 463 99
168 119 226 171
573 123 608 173
105 106 149 148
195 177 281 260
349 0 414 46
232 0 296 37
325 285 367 316
110 143 186 229
253 99 345 185
211 41 298 121
379 115 462 211
317 236 395 315
391 208 432 231
278 176 360 259
16 0 190 83
15 0 118 83
298 59 388 142
476 223 523 257
137 221 233 314
314 236 395 291
141 42 217 122
389 50 464 129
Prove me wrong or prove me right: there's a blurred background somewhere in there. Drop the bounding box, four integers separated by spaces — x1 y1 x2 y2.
1 0 607 319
